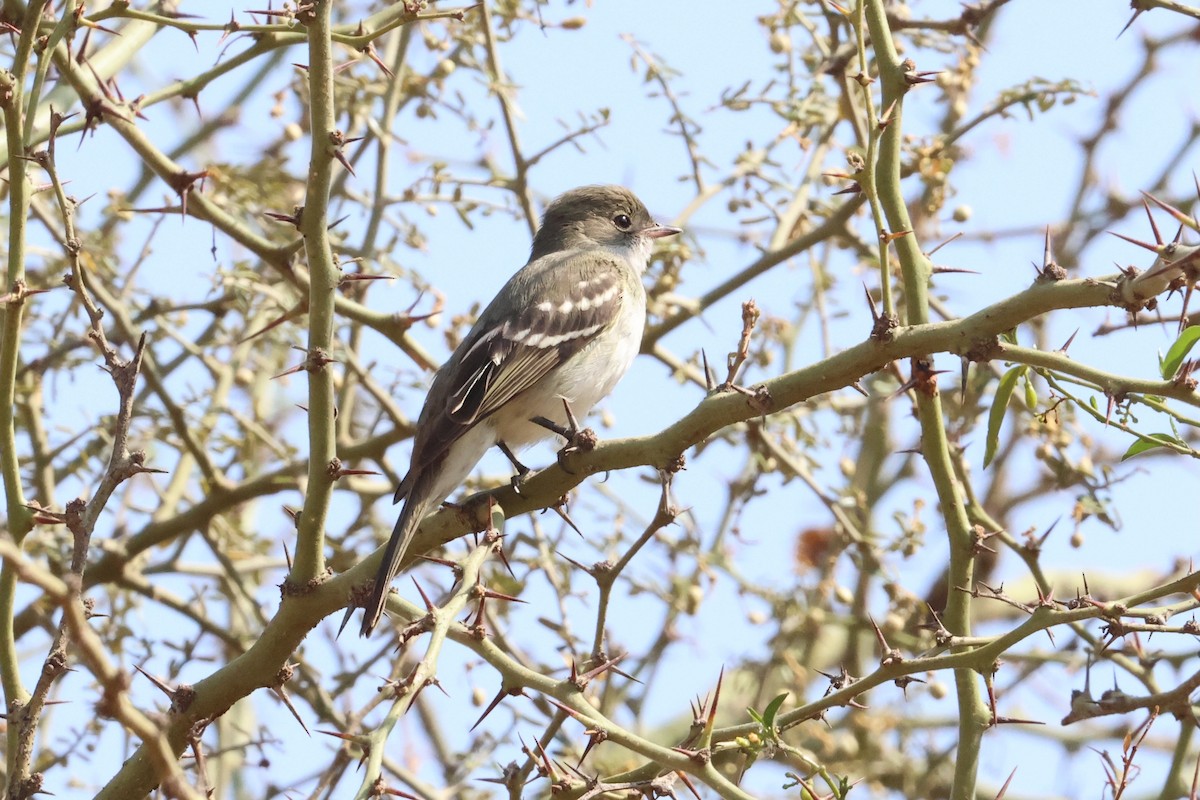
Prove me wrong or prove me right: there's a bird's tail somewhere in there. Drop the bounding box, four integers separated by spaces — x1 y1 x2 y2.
351 490 436 637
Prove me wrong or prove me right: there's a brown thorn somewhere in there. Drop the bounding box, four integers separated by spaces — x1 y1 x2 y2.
469 686 523 731
272 362 306 379
541 694 586 722
577 653 630 686
1142 198 1164 245
546 496 583 539
1116 8 1143 38
880 228 912 244
133 664 175 699
333 148 356 177
270 685 311 735
957 359 973 407
701 348 715 392
707 666 724 730
994 766 1019 800
532 735 560 779
1108 230 1161 254
1179 283 1195 335
576 729 608 768
1142 190 1197 230
878 98 898 129
411 577 434 611
863 282 880 323
556 551 592 574
364 43 395 77
926 231 964 260
675 771 702 800
478 585 526 604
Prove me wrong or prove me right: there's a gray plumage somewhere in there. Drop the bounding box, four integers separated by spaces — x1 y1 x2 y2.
356 185 679 636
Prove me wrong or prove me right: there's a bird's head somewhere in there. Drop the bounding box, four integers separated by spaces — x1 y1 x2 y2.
531 185 680 264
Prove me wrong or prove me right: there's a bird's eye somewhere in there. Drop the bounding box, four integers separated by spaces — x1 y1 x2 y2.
613 214 632 230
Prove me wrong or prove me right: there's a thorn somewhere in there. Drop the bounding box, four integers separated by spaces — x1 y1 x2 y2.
541 694 587 722
575 653 631 687
133 664 176 699
926 231 963 257
1116 7 1143 38
1057 329 1079 353
706 666 724 732
333 148 356 177
1142 198 1164 245
880 228 912 244
577 729 607 767
411 577 434 612
490 535 517 579
263 206 303 229
995 766 1018 800
675 771 703 800
362 42 394 77
1142 190 1198 231
903 69 941 86
878 98 898 129
960 357 969 405
863 282 880 324
272 362 306 379
555 550 592 574
470 686 524 731
1179 283 1195 335
217 11 241 47
1108 230 1161 254
546 495 583 538
477 584 527 604
270 685 311 735
336 603 356 639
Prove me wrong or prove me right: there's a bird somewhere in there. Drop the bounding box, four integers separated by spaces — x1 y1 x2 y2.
354 185 680 636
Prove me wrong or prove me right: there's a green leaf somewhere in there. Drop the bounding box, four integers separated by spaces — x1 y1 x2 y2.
760 693 788 731
1121 433 1185 461
1022 373 1037 410
984 366 1026 468
1161 326 1200 379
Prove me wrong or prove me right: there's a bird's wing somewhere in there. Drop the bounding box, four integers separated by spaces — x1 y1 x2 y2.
401 250 630 484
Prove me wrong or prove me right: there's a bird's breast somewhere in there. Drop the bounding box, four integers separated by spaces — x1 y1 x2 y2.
490 291 645 449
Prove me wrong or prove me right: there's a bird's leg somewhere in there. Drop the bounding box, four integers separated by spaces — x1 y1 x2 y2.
496 440 532 493
531 399 598 472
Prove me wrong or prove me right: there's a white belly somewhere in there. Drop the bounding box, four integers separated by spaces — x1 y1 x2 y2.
489 293 645 450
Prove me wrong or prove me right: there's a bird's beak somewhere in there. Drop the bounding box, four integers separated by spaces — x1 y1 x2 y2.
644 223 682 239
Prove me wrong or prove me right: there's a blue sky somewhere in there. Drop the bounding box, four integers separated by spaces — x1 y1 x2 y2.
19 1 1200 797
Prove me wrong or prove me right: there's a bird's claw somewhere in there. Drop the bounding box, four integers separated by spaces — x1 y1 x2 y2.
498 440 531 494
530 400 597 475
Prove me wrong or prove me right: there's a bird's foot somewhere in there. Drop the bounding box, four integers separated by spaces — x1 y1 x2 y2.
531 400 597 474
497 440 532 494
